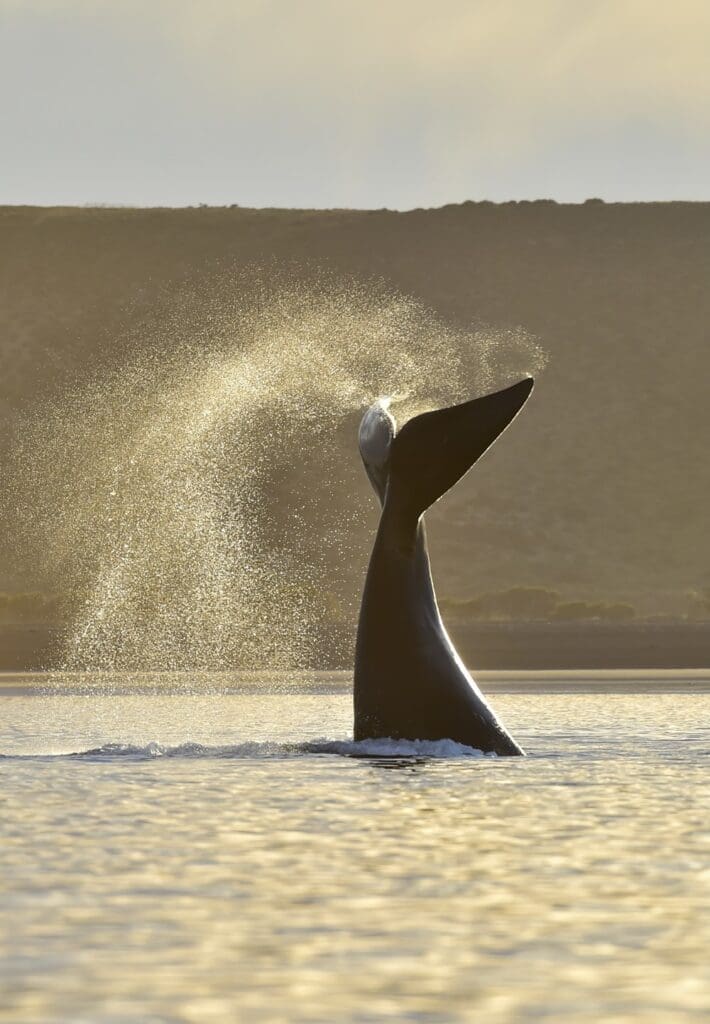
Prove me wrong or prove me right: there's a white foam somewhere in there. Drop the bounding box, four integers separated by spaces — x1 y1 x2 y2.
2 736 491 761
305 737 490 758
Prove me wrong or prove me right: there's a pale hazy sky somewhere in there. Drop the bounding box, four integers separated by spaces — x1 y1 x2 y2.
2 0 709 209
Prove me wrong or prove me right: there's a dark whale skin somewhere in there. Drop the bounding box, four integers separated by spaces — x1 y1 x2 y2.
354 378 533 755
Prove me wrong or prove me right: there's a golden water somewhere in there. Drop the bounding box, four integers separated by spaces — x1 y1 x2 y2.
1 676 708 1023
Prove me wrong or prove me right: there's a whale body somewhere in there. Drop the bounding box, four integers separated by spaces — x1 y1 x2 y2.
353 378 534 755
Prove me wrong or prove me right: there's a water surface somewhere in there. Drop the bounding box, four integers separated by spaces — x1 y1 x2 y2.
1 672 708 1023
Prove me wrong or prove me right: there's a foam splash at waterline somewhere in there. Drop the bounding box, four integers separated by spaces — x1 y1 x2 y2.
9 278 546 672
0 737 492 761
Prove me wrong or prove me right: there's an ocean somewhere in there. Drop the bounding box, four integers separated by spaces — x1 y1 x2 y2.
1 671 708 1023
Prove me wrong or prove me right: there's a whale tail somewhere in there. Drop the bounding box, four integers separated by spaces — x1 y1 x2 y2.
387 377 533 518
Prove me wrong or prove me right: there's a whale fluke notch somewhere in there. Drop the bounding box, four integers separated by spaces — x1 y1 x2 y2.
353 376 534 755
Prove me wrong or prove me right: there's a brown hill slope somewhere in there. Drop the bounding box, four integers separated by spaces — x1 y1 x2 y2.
1 201 708 631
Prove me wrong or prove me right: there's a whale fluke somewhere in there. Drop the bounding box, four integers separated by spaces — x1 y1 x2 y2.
388 377 534 521
353 377 534 755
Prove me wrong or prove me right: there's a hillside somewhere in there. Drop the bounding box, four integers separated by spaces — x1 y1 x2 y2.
1 201 708 667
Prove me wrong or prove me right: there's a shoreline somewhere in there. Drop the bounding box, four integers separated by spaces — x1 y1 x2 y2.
2 667 710 696
3 622 709 673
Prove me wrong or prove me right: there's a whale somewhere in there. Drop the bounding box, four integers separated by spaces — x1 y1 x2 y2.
353 377 534 755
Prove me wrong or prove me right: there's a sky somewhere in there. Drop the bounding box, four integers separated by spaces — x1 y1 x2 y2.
2 0 710 209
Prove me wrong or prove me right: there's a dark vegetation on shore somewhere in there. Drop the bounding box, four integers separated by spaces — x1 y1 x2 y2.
1 201 708 667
